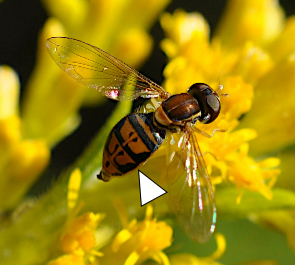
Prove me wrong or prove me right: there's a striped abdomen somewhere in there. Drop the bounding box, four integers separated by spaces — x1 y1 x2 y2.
98 113 166 181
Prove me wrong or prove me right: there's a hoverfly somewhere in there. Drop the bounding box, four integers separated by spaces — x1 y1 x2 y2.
46 37 226 243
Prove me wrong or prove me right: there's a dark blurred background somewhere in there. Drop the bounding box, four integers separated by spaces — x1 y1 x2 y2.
0 0 295 192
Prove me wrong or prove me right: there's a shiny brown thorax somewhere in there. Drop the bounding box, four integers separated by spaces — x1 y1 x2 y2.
98 83 221 181
154 93 201 132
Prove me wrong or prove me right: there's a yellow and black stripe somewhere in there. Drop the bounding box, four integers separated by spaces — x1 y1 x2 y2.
98 113 166 181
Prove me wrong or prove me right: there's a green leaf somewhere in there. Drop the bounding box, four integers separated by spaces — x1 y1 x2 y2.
216 187 295 218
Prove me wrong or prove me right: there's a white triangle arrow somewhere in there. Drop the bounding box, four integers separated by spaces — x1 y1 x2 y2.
138 170 167 206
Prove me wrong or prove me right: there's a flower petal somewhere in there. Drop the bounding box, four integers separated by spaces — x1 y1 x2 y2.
239 54 295 155
0 65 19 119
216 0 285 48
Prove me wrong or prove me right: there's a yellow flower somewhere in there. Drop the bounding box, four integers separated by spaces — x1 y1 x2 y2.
0 65 19 119
145 233 226 265
215 0 285 48
0 66 50 211
46 169 104 265
99 205 172 265
159 1 285 201
47 254 85 265
227 143 279 202
215 0 295 157
60 212 104 256
47 172 172 265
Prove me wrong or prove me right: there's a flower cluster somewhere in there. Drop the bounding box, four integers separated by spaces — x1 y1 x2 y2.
100 204 172 265
46 169 104 265
159 1 286 200
46 169 226 265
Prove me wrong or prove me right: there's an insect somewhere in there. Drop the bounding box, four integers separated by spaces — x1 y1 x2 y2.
46 37 226 243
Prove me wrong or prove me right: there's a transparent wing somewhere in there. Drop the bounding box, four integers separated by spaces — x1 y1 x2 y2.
166 126 216 243
46 37 169 101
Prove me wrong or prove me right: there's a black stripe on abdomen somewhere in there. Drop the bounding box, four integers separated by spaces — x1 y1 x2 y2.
106 113 166 175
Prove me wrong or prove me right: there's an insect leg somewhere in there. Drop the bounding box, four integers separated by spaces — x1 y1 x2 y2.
193 127 227 138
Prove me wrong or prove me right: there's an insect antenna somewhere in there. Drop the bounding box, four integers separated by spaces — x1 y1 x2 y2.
216 84 229 97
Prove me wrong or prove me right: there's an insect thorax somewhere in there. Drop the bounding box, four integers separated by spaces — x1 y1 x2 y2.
154 93 202 131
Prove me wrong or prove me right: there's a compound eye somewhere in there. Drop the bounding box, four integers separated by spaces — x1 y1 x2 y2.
207 94 220 112
187 83 211 96
204 94 220 123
